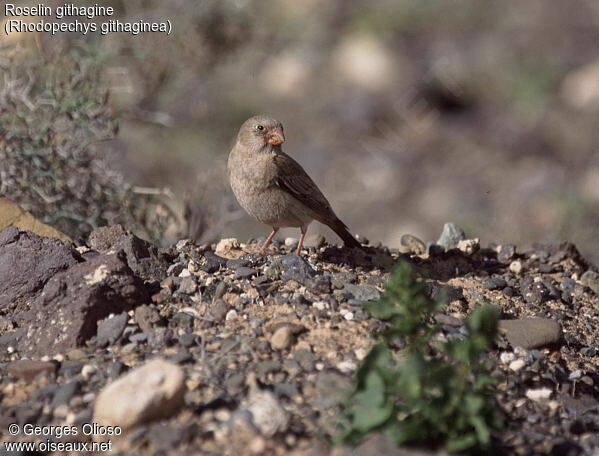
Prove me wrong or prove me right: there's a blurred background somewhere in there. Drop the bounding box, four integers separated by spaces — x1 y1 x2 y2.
2 0 599 264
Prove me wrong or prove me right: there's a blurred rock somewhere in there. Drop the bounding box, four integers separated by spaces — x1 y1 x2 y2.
499 318 562 349
94 358 186 432
561 61 599 111
0 227 80 314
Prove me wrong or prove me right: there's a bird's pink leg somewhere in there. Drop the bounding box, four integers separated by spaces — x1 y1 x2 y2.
296 227 307 255
259 228 279 255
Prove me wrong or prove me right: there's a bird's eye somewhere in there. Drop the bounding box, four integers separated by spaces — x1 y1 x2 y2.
256 125 264 131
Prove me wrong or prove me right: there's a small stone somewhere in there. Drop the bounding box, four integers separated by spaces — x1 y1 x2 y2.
225 309 238 321
499 318 562 349
178 268 191 278
235 267 258 279
457 238 480 254
581 270 599 295
66 349 87 361
7 360 58 382
509 260 523 274
134 305 164 333
500 352 515 364
399 234 426 255
521 280 550 305
81 364 97 380
436 222 466 250
343 284 381 302
343 312 354 321
94 359 186 432
284 237 298 249
312 301 327 311
279 254 316 284
509 359 526 372
178 276 197 294
215 238 240 255
483 276 507 290
52 380 81 406
96 313 129 347
244 390 289 437
498 244 516 263
526 388 552 401
568 370 583 380
270 326 295 351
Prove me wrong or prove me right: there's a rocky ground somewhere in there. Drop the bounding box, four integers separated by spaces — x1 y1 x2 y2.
0 223 597 455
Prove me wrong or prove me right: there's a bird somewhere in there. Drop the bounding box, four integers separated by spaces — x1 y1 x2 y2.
227 115 362 255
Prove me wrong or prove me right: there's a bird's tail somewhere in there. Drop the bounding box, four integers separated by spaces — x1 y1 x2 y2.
331 219 362 249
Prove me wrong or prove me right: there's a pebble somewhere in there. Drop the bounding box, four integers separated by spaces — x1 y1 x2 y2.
279 254 316 284
509 359 526 372
580 270 599 295
343 312 354 321
81 364 97 380
500 352 516 364
343 283 381 302
284 237 298 249
499 318 562 349
96 312 128 347
483 276 507 290
94 359 186 432
436 222 466 250
312 301 327 311
509 260 523 274
457 238 480 254
243 390 289 437
270 326 295 351
526 388 552 402
568 370 583 380
225 309 238 321
399 234 426 255
178 276 197 294
52 380 81 406
235 267 258 279
498 244 516 263
7 360 58 382
215 238 240 255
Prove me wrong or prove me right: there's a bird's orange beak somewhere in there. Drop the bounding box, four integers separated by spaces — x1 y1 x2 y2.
267 128 285 146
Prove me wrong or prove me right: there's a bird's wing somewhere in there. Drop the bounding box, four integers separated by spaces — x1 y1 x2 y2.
272 152 341 225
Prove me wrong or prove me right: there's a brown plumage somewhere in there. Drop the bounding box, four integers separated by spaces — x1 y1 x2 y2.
228 115 362 254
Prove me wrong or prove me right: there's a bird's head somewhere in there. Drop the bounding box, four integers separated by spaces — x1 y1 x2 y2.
237 115 285 150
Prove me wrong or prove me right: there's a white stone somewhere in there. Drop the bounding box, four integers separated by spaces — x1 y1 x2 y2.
509 260 523 274
178 268 191 278
337 359 357 373
312 301 327 311
284 237 298 248
215 238 240 255
509 359 526 372
500 352 515 364
225 310 238 321
244 390 288 437
525 388 552 402
93 359 186 432
81 364 97 380
343 312 355 321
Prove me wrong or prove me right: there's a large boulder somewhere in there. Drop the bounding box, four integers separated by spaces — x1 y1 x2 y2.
0 227 80 314
19 253 149 357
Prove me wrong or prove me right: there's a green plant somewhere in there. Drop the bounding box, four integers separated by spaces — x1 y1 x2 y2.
338 261 503 453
